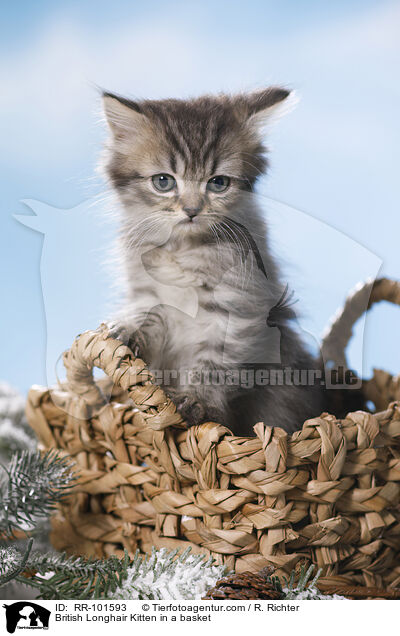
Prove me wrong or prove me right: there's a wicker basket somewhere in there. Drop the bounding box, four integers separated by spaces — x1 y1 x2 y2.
26 278 400 589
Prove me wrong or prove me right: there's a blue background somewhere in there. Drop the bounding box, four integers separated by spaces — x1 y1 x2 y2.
1 0 399 392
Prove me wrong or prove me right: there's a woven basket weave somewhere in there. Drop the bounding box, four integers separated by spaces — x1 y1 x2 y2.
26 278 400 589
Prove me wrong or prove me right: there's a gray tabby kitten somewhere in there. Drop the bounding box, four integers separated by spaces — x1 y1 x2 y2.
102 88 324 435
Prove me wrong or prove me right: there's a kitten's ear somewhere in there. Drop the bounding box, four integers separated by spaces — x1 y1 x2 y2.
242 87 296 129
102 92 145 137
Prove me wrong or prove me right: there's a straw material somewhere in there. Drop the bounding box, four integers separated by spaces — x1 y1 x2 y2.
26 278 400 587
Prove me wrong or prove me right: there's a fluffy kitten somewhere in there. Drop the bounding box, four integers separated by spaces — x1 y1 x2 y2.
102 88 324 435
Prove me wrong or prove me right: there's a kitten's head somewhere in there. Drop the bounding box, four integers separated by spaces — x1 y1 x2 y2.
102 88 292 242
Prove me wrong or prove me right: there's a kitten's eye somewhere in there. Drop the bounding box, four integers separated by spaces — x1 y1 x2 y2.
151 173 176 193
207 175 231 193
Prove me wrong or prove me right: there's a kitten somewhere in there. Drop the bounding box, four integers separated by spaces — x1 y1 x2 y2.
102 88 324 436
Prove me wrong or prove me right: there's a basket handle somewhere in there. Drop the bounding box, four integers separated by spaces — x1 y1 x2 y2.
320 277 400 369
62 325 185 431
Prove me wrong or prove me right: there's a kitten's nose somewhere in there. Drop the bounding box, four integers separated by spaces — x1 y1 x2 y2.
183 207 200 220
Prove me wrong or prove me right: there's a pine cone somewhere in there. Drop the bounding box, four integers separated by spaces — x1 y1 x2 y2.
203 570 284 600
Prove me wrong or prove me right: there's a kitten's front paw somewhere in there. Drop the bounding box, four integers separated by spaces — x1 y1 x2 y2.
106 323 144 358
172 394 223 426
175 395 206 426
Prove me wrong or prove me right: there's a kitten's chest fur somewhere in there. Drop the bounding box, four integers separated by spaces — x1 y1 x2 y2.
126 231 283 372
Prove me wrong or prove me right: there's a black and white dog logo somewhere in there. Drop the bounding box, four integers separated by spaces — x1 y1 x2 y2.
3 602 50 633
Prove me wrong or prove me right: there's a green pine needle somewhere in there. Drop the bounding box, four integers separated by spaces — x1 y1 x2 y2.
284 562 323 599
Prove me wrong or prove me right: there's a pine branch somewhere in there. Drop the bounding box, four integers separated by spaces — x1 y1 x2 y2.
1 546 228 600
0 450 75 536
0 538 33 587
113 547 228 600
7 550 129 599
